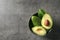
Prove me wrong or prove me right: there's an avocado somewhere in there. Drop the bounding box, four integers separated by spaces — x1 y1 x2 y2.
38 9 45 19
32 26 46 36
41 13 53 29
31 16 41 26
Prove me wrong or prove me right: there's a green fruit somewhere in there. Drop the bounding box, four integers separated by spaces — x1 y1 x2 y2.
31 16 41 26
41 13 53 29
32 26 46 36
38 9 45 18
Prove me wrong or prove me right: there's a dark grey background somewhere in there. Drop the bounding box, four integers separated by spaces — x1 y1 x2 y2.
0 0 60 40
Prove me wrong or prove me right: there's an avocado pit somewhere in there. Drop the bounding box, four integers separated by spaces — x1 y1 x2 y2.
36 28 42 31
44 20 50 26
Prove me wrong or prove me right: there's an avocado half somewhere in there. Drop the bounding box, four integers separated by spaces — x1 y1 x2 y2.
41 13 53 29
31 16 41 26
38 9 45 19
32 26 46 36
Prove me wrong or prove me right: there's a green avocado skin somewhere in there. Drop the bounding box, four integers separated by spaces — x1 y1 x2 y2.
38 9 45 19
31 16 41 26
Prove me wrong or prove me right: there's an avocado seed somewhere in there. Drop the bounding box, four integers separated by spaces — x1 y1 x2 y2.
36 28 42 31
44 20 50 26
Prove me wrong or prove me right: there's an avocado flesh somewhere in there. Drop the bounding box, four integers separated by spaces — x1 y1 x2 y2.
41 13 53 29
32 26 46 36
31 16 41 26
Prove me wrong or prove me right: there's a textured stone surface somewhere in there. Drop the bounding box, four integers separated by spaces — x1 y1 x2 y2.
0 0 60 40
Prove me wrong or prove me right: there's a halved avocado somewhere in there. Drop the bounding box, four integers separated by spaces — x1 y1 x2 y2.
38 9 45 19
31 16 41 26
32 26 46 36
41 13 53 29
